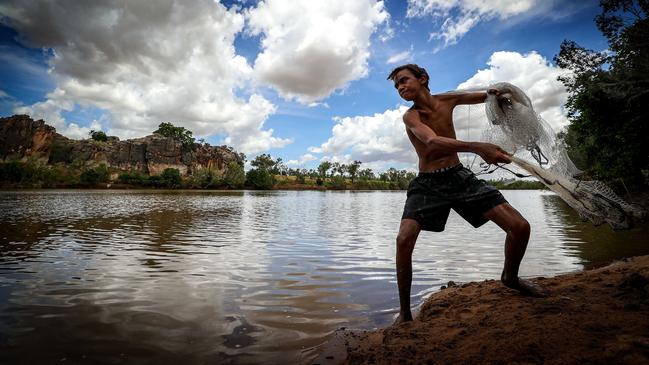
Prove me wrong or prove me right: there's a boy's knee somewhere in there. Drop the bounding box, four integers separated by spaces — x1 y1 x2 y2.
509 218 530 238
396 233 416 253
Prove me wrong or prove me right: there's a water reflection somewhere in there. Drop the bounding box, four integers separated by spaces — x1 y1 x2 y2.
0 190 647 364
540 193 649 268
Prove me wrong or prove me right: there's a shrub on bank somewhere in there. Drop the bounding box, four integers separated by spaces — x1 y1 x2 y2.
223 162 245 188
80 164 110 185
246 168 276 189
0 160 82 187
118 171 149 185
326 175 347 190
160 168 182 188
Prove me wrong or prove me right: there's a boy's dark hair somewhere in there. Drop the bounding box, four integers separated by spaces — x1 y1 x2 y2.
387 64 430 91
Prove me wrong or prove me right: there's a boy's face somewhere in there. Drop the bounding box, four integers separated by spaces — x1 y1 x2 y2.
393 69 425 101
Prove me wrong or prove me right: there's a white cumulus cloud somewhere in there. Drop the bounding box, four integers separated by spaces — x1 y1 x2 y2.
456 50 571 134
308 106 414 166
286 153 317 166
311 51 570 171
0 0 291 154
387 46 414 64
406 0 540 50
247 0 389 103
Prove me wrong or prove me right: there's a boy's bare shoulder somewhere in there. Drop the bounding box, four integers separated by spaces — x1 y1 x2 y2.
432 93 457 102
402 107 420 123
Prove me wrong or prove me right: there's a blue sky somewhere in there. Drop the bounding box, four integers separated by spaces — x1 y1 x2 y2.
0 0 607 171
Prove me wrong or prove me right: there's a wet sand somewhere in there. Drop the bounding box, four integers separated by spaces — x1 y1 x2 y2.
314 255 649 365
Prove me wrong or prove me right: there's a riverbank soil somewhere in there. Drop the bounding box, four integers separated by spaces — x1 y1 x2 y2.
319 255 649 365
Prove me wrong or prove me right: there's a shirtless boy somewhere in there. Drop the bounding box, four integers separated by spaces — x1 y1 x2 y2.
387 64 545 323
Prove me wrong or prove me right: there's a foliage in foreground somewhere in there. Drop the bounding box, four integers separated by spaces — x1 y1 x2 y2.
555 0 648 189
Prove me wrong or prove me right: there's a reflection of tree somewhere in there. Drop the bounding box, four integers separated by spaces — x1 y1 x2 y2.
1 220 59 262
0 191 244 270
541 194 649 268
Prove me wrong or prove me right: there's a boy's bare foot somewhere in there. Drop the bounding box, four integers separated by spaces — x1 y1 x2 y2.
502 276 547 297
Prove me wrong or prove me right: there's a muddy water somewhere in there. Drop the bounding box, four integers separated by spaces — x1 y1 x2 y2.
0 190 647 364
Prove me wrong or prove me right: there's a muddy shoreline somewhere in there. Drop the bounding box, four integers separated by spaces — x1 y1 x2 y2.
313 255 649 365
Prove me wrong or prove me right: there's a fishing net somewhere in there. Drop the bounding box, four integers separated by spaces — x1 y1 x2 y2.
482 82 645 230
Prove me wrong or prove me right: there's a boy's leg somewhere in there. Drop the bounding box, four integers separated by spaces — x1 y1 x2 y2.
395 218 421 323
483 203 546 297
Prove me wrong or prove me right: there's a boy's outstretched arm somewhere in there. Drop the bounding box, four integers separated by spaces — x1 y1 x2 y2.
449 89 502 106
402 109 511 164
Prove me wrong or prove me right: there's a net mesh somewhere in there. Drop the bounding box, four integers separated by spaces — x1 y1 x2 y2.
482 82 646 230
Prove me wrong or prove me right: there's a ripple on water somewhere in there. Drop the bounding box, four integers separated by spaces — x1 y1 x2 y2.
1 189 648 363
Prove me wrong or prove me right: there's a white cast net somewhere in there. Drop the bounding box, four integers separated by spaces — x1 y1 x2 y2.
482 82 646 230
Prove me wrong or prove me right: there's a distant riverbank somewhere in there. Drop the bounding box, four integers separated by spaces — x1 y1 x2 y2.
0 160 546 191
0 180 546 191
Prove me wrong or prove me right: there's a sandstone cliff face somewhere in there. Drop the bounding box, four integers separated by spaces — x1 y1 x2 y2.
0 115 242 176
0 115 56 163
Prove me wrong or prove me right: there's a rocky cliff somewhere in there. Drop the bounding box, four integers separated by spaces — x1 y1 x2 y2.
0 115 242 176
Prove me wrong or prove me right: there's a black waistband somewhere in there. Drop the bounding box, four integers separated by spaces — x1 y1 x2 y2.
418 163 463 177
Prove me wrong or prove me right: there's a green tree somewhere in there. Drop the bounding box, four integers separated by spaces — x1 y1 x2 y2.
347 160 362 182
190 168 218 188
80 163 110 185
317 161 332 178
554 0 648 188
154 122 196 148
89 130 108 142
0 161 24 182
223 162 245 188
272 157 285 175
358 168 375 181
250 154 278 171
246 168 276 189
327 175 347 189
161 168 182 187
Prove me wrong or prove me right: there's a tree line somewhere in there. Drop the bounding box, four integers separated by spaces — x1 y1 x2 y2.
244 153 417 190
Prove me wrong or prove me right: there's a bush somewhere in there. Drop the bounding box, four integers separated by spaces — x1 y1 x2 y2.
246 168 276 189
146 175 165 187
223 162 245 188
89 130 108 142
154 122 195 148
190 168 220 188
0 161 24 182
80 164 110 185
161 168 182 188
327 175 347 190
118 171 148 185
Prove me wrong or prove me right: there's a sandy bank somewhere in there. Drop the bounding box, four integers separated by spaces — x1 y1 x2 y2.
314 255 649 365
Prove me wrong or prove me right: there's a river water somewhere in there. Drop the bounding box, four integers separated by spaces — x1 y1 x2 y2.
0 190 647 364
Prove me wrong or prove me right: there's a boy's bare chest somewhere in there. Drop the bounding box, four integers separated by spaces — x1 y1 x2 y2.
418 109 455 136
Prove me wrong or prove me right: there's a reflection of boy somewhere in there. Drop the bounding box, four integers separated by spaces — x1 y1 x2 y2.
387 64 545 323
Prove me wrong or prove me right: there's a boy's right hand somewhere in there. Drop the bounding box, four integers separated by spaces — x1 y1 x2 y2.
487 88 501 96
475 142 511 164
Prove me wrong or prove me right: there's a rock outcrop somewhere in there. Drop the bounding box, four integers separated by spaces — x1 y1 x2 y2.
0 115 242 176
